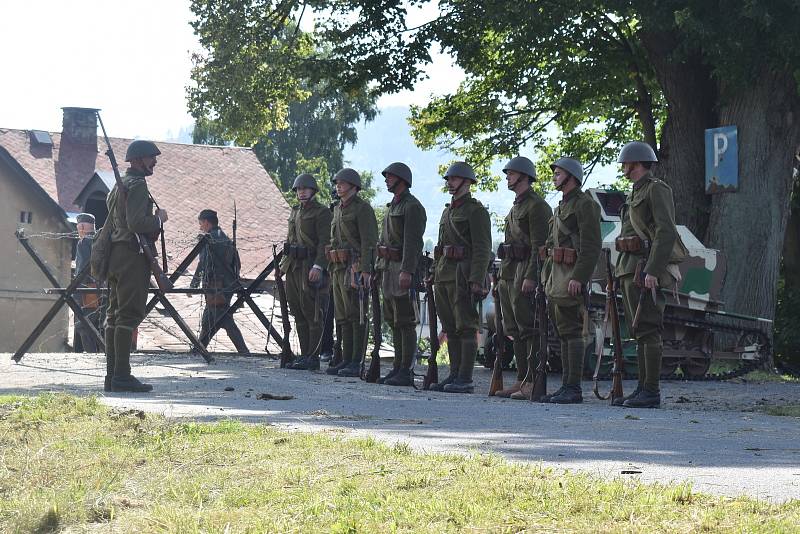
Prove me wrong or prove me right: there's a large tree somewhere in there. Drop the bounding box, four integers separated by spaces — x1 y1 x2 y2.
307 0 800 323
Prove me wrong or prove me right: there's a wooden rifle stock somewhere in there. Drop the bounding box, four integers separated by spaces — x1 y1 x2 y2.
365 276 381 382
530 256 548 402
273 245 293 368
488 266 504 396
96 112 173 292
422 257 439 389
594 249 624 403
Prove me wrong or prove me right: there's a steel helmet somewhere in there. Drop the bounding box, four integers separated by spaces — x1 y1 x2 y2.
617 141 658 163
550 157 584 183
333 167 362 189
292 173 318 191
443 161 477 183
381 162 412 186
125 140 161 162
502 156 536 182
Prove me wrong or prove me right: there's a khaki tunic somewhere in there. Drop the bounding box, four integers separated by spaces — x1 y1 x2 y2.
376 190 427 328
330 195 378 323
433 193 492 336
498 189 552 340
543 188 602 339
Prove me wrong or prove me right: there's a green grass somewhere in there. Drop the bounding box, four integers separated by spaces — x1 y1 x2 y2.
1 394 798 533
755 404 800 417
742 369 800 383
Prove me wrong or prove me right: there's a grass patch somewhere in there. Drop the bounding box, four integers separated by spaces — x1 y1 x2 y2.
742 369 800 383
1 393 798 533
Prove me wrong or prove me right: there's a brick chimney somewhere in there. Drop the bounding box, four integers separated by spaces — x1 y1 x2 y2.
55 107 100 210
61 107 99 145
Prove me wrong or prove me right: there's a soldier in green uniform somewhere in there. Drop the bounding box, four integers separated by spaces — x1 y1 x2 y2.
279 174 333 371
191 209 250 355
429 162 492 393
493 157 552 399
614 141 681 409
375 162 427 387
540 157 601 404
325 168 378 378
104 140 166 393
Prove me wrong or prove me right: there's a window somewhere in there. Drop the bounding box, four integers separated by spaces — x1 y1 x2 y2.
19 211 32 224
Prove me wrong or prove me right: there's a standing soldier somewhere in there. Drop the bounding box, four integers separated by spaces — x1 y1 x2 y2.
375 162 427 386
279 174 333 370
493 157 552 399
325 168 378 378
74 212 100 352
191 209 250 355
429 162 492 393
104 140 166 393
540 157 601 404
614 142 681 408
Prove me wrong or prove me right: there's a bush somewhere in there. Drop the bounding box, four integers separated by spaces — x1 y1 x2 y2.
774 279 800 368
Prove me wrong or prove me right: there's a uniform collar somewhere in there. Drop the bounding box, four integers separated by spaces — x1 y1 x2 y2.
561 187 580 203
300 198 319 210
391 189 410 206
632 172 654 191
514 188 534 204
450 192 471 209
125 168 147 178
340 194 357 209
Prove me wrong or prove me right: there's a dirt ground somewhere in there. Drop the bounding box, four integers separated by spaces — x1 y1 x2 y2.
2 350 799 503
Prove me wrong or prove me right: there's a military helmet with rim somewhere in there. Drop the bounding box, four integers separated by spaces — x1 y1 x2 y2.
292 173 318 191
333 167 362 189
382 162 412 186
443 161 477 183
550 157 584 184
617 141 658 163
125 140 161 162
503 156 537 182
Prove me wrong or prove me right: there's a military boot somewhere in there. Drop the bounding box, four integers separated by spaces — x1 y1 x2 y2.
549 384 583 404
339 323 365 377
612 385 641 407
337 360 361 377
511 336 538 400
380 328 403 384
104 327 116 392
111 327 152 393
429 335 460 391
622 388 661 408
287 356 309 370
385 367 413 386
327 323 353 375
292 355 320 371
623 343 662 408
443 335 477 393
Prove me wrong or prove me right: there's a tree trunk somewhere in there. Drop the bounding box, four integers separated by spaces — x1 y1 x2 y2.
640 32 716 237
783 172 800 289
706 71 800 320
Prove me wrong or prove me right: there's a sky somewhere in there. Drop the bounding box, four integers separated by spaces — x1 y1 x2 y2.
0 1 462 140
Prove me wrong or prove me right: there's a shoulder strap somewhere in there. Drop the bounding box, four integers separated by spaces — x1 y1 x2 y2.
446 206 470 247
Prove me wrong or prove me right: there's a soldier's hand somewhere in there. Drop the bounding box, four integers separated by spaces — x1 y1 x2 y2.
567 279 583 296
399 271 412 290
308 267 321 284
361 273 372 289
521 278 535 295
156 208 169 224
470 282 485 296
644 273 658 289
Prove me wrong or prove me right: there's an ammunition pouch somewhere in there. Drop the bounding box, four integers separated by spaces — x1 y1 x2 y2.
325 246 352 263
538 246 549 261
376 245 402 262
435 244 468 261
283 241 310 260
615 236 649 253
549 247 577 266
497 243 530 261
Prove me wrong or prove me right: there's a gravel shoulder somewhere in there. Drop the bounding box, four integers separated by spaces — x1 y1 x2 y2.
2 351 799 503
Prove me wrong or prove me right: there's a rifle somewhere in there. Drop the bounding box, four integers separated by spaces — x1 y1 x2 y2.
530 255 549 402
96 112 173 292
232 200 237 250
422 253 439 390
357 271 372 379
488 264 504 396
593 248 625 403
363 275 381 382
273 244 293 368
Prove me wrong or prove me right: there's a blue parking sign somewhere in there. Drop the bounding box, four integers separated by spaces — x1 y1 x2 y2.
705 126 738 194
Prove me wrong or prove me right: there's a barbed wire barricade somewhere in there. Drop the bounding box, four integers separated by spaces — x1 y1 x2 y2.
9 228 302 361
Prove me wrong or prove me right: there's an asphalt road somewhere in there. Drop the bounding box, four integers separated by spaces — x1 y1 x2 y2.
3 351 799 503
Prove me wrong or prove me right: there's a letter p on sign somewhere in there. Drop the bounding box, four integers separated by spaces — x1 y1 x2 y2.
705 125 738 194
713 132 728 167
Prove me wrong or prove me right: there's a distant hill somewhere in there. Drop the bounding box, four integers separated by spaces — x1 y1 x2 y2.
343 106 514 241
